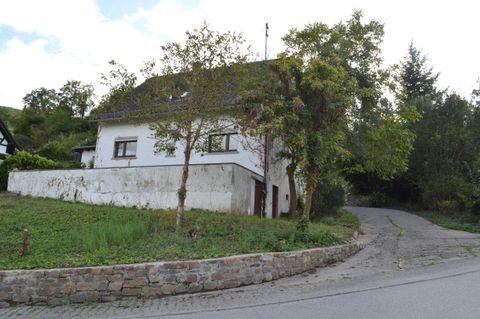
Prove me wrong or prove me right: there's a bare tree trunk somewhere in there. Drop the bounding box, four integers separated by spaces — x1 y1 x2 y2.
303 183 314 218
176 144 192 232
287 164 297 217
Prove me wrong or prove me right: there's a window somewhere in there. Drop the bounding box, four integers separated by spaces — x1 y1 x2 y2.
114 139 137 158
208 133 238 153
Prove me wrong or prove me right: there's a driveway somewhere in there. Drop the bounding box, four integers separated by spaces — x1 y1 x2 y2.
2 207 480 318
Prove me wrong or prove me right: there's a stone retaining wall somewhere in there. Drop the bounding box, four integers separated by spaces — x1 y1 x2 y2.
0 240 365 308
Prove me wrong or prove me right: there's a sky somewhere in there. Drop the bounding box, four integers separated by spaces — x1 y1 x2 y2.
0 0 479 109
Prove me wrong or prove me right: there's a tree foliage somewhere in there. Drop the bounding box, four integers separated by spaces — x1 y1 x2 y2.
59 80 95 118
400 42 439 102
101 23 252 230
269 11 416 217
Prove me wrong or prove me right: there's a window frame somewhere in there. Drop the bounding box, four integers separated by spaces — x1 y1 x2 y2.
208 132 238 153
113 139 137 159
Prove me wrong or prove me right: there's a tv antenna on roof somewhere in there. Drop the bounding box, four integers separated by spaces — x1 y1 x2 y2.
265 23 269 62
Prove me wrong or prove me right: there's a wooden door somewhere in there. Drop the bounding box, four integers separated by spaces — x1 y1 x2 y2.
254 180 264 217
272 185 279 219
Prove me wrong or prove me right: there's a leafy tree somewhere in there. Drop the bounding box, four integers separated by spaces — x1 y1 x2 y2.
22 87 58 111
102 23 252 230
400 42 439 102
98 60 138 117
280 11 416 217
58 80 95 118
250 55 305 216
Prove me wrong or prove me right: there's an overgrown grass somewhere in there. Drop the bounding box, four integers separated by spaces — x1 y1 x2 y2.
0 195 358 270
422 212 480 233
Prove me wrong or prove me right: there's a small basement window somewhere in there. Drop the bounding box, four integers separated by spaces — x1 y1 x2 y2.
114 139 137 158
208 133 238 153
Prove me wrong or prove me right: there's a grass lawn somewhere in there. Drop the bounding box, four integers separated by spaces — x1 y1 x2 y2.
0 194 359 270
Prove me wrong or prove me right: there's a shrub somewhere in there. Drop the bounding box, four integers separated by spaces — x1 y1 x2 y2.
1 151 56 171
369 191 387 207
294 215 310 243
420 175 469 211
438 200 460 214
0 151 57 190
37 140 74 161
310 177 347 219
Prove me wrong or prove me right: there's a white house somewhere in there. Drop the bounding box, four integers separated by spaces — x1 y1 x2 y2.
0 117 19 161
85 118 290 217
8 79 292 218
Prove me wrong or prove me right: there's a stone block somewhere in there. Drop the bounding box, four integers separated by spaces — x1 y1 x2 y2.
122 288 142 296
174 285 187 294
85 291 99 302
12 293 30 303
107 274 123 282
0 301 10 308
223 280 241 289
101 295 117 302
108 280 123 292
160 284 176 295
123 278 147 288
0 290 10 300
187 283 202 293
69 293 86 303
203 281 217 291
211 272 223 281
185 274 197 284
47 297 68 306
63 282 76 294
143 287 162 298
31 296 47 304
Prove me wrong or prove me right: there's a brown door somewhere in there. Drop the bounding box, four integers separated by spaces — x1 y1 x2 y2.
272 185 279 218
254 180 264 217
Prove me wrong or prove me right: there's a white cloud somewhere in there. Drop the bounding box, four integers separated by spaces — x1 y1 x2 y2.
0 0 479 108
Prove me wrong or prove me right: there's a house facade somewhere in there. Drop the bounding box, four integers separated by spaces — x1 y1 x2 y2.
8 119 291 218
89 120 291 217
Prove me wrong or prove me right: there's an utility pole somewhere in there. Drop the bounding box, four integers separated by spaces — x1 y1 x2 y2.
264 23 269 61
262 22 269 218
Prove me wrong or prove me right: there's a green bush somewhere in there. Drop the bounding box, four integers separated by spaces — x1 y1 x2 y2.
421 175 469 211
369 191 387 207
438 200 460 214
1 151 56 170
0 151 57 190
37 140 74 161
310 177 347 219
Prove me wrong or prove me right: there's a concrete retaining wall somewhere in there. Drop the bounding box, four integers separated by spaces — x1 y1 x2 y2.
0 241 365 307
7 164 263 214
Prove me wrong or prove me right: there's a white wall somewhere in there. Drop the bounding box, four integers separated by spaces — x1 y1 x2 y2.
8 164 263 214
80 150 95 167
95 122 264 176
264 139 291 217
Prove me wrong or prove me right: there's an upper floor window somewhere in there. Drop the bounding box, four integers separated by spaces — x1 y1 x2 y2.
114 138 137 158
208 133 238 153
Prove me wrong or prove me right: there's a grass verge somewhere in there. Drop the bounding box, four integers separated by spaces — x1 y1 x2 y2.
0 195 359 270
421 212 480 233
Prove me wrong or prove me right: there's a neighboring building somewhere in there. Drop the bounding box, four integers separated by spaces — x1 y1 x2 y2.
0 117 19 160
73 145 96 167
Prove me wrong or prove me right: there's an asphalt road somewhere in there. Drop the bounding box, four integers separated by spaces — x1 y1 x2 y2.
160 265 480 319
2 207 480 318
